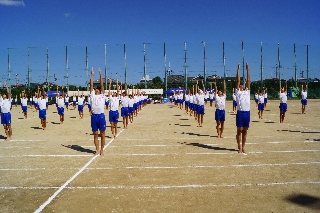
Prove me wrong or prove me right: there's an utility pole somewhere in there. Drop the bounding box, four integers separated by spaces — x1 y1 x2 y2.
65 46 69 91
223 42 226 78
104 44 107 91
164 42 167 97
294 43 297 87
85 46 89 91
46 47 50 90
201 41 206 85
184 42 188 90
260 42 263 88
124 43 127 87
143 43 147 89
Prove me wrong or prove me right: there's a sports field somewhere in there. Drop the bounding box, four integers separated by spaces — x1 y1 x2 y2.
0 99 319 212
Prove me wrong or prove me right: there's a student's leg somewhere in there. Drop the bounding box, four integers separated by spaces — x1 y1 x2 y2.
216 121 220 137
236 127 242 153
93 130 99 155
100 130 105 156
241 127 248 154
220 122 224 138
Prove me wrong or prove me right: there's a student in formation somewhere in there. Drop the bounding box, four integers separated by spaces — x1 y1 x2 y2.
72 93 77 110
20 90 28 119
184 90 189 114
77 89 84 119
56 86 65 124
38 86 47 130
232 88 237 113
128 90 135 123
301 82 308 114
279 80 288 123
195 80 205 127
263 87 268 108
192 84 198 120
214 78 226 138
235 63 251 155
108 78 120 138
90 68 107 156
1 84 12 141
120 86 130 129
64 93 69 111
33 93 38 112
188 89 194 116
178 90 183 110
257 87 265 119
254 91 259 107
14 95 18 107
209 91 215 107
29 96 33 108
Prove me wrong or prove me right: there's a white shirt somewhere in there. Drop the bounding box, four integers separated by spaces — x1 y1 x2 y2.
21 98 28 106
128 98 134 107
215 94 226 110
189 95 193 103
57 97 64 108
279 92 287 103
236 89 250 111
1 99 11 113
78 97 84 105
38 98 47 110
122 96 129 107
65 96 69 102
196 93 205 106
258 95 264 104
90 90 106 114
109 96 120 111
264 93 267 98
232 94 236 101
301 91 307 99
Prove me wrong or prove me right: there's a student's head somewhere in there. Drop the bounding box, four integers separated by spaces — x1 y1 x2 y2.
239 84 244 91
218 90 222 96
281 88 284 93
112 92 117 97
95 86 101 95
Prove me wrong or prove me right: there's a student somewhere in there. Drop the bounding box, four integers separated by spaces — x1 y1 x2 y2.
14 95 18 107
195 80 205 127
72 93 77 110
184 91 189 114
301 83 308 114
254 92 259 107
1 84 12 141
77 89 84 119
64 93 69 111
128 92 134 123
56 86 65 124
209 91 214 107
38 86 47 130
257 87 265 119
20 90 28 119
279 80 288 123
189 89 194 117
108 78 120 138
214 78 226 138
90 68 107 156
232 88 237 113
235 63 251 155
263 87 268 108
121 89 130 129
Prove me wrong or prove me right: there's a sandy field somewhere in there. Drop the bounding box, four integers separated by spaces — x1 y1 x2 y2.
0 99 319 213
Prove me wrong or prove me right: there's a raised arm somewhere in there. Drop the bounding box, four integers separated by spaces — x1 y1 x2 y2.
202 80 205 92
90 67 94 92
214 78 217 94
62 86 65 98
99 68 104 94
246 63 250 90
6 84 11 99
223 78 226 94
284 81 287 92
108 79 112 96
236 63 240 90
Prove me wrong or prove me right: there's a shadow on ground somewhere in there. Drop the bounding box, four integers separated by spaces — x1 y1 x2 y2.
285 193 320 211
183 142 237 152
61 144 95 154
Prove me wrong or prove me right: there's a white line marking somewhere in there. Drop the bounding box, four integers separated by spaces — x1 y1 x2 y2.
2 181 320 190
34 129 124 213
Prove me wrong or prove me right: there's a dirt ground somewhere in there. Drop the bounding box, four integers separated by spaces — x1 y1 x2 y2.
0 99 319 213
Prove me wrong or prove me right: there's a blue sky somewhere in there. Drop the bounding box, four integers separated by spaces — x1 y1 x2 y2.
0 0 319 87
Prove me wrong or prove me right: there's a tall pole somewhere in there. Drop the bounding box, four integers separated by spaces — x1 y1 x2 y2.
143 43 147 89
294 43 297 87
7 48 11 92
202 41 206 85
278 43 281 88
184 42 187 90
124 43 127 87
104 44 107 91
241 40 245 84
260 42 263 88
164 42 167 97
223 42 226 78
46 47 50 90
85 46 89 90
27 47 31 89
65 46 69 91
306 45 309 86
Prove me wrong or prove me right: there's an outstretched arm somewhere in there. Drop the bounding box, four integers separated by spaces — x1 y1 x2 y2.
223 78 226 94
246 63 250 90
236 63 240 90
99 68 104 94
90 67 94 92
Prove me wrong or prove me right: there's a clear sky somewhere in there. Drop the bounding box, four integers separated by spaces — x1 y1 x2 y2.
0 0 319 87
